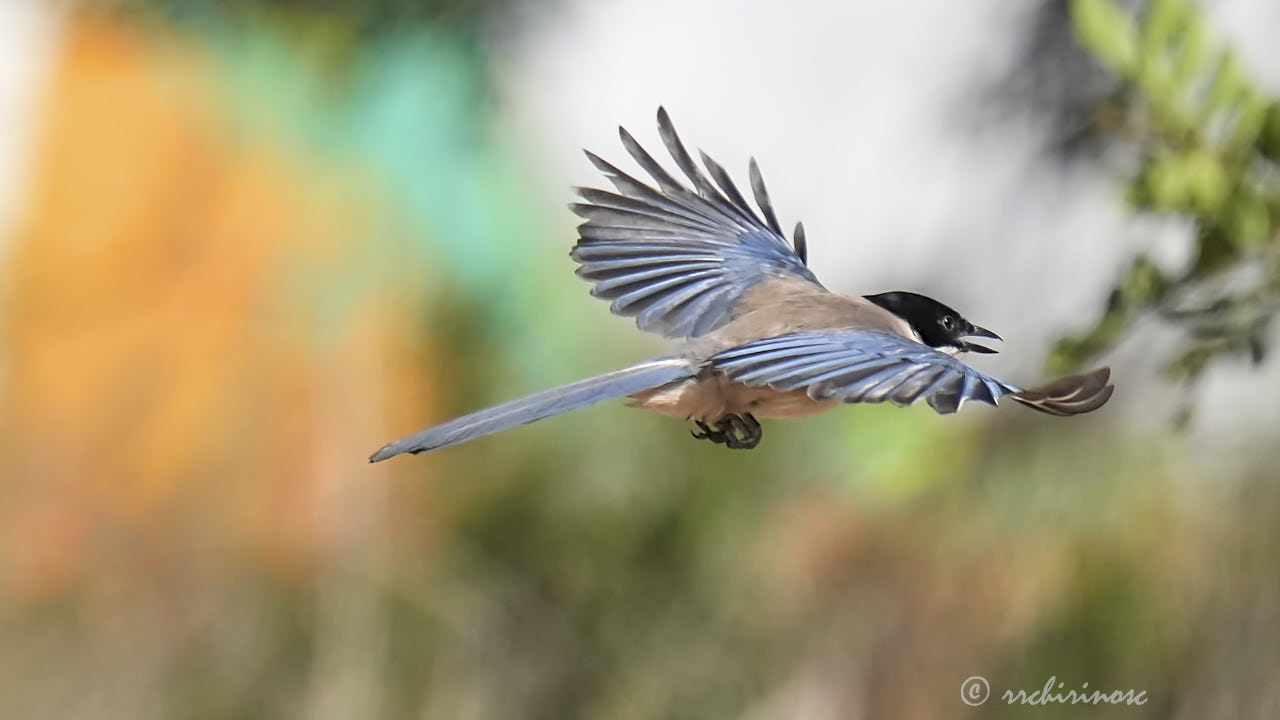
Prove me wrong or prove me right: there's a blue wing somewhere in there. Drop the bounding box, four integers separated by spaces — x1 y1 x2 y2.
710 330 1020 414
570 107 821 339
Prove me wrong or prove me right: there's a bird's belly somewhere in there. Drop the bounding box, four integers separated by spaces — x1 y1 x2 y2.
629 375 836 421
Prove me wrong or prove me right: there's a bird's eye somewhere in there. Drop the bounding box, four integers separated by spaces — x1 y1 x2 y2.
940 316 955 331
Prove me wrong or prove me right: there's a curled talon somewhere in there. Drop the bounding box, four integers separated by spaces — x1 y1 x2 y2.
690 419 730 445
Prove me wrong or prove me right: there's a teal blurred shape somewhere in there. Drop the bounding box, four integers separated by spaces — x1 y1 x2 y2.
197 15 571 353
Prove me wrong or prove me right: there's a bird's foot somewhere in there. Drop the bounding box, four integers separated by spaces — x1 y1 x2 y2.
691 420 728 444
690 413 762 450
723 413 762 449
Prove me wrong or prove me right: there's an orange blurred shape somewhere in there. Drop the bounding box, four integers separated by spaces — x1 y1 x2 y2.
0 11 430 601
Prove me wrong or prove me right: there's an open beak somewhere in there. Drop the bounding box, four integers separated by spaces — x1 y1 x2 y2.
960 324 1001 354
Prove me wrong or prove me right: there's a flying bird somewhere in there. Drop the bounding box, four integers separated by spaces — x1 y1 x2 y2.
370 108 1113 461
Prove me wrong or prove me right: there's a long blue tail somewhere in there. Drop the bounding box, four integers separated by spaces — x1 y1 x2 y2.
369 357 693 462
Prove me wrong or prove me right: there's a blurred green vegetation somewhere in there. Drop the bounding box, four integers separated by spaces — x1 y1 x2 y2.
87 0 534 37
1056 0 1280 386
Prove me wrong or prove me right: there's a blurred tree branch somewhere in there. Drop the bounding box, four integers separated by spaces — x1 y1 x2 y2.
1056 0 1280 384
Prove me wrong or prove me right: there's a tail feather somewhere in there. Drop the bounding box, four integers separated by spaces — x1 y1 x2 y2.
369 357 693 462
1010 367 1114 417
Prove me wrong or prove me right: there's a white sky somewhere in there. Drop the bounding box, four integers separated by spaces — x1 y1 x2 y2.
0 0 62 256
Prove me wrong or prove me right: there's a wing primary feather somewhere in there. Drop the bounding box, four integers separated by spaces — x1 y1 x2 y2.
571 203 721 237
916 367 959 406
842 364 923 402
793 222 808 265
617 125 685 195
575 255 722 277
795 357 903 390
588 262 722 293
571 241 728 258
747 158 784 236
885 365 946 405
574 187 722 232
715 335 842 360
954 373 979 410
861 364 933 403
608 269 721 312
728 352 846 384
715 346 826 369
584 149 742 230
699 149 757 221
656 107 735 206
981 377 1010 403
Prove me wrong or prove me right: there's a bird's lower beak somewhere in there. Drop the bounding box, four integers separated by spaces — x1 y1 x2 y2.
962 325 1001 354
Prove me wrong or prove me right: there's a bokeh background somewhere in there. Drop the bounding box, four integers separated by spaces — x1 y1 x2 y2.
2 0 1279 717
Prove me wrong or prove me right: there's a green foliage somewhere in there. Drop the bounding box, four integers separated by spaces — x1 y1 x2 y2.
1057 0 1280 383
84 0 521 35
1073 0 1141 76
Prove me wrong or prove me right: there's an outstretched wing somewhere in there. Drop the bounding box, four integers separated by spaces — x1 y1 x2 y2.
570 107 821 339
711 330 1113 416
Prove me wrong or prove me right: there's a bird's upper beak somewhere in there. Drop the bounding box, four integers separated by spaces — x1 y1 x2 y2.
960 324 1001 354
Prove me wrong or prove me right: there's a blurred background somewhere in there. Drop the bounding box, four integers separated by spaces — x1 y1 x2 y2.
1 0 1279 717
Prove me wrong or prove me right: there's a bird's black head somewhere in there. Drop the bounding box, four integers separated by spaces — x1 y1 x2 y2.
863 291 1001 354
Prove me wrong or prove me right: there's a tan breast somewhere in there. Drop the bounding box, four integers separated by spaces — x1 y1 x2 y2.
629 278 913 422
628 374 837 422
